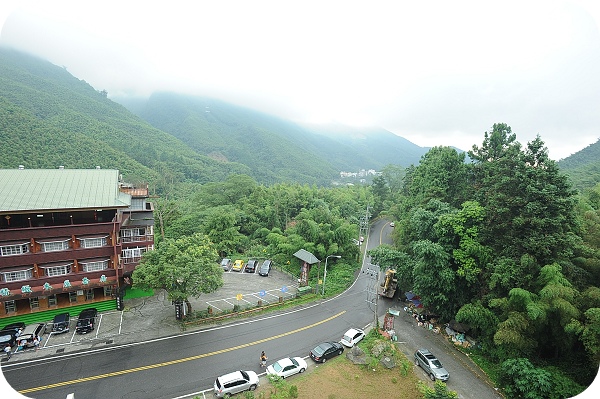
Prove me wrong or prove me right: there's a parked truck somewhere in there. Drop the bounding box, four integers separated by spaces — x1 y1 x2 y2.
378 269 398 298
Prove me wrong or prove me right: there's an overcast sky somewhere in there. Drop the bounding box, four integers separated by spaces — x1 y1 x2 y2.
1 1 600 160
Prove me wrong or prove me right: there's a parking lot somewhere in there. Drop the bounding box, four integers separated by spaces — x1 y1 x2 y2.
7 266 299 361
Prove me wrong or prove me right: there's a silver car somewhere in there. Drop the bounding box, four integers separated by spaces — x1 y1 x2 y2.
213 370 259 398
414 348 449 381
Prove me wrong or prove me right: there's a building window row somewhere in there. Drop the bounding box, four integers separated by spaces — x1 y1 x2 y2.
1 235 111 257
1 259 110 283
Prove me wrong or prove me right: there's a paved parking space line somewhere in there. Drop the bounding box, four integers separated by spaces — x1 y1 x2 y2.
209 303 223 312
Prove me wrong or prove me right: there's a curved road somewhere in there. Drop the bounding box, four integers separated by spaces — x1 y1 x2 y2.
2 219 502 399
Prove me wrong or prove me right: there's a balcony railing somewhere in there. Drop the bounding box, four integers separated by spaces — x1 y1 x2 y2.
120 235 153 243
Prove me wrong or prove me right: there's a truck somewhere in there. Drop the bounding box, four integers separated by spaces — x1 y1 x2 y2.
378 269 398 298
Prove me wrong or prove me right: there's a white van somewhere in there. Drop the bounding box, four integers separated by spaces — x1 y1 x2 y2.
17 323 46 349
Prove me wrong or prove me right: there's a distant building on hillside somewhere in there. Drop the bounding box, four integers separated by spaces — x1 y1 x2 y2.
0 167 154 318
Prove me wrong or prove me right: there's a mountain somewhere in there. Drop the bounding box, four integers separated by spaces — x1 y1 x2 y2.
558 138 600 191
0 47 432 189
0 47 252 190
115 93 339 185
115 93 431 177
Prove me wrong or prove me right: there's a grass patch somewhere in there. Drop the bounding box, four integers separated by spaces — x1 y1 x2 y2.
254 355 422 399
124 287 154 299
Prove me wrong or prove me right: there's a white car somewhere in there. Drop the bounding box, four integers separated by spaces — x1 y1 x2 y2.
341 327 365 347
214 370 259 398
266 357 307 379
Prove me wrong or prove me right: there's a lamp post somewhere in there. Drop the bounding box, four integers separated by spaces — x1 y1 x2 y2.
322 255 341 295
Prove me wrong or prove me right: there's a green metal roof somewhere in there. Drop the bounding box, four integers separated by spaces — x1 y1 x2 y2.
0 168 131 213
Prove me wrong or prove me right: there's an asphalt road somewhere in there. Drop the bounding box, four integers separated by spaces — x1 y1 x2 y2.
1 219 504 399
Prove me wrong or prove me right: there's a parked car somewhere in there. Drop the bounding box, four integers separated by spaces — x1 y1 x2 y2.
258 259 272 277
76 308 98 334
18 322 46 349
245 259 258 273
52 312 71 334
266 357 307 379
0 329 19 348
232 259 245 272
414 348 449 381
0 322 25 336
310 341 344 363
390 222 395 227
213 370 259 398
220 258 232 271
341 327 365 347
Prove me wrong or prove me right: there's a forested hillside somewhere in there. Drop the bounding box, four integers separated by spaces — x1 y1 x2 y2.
0 48 254 190
373 124 600 398
115 93 430 175
120 92 339 185
558 138 600 191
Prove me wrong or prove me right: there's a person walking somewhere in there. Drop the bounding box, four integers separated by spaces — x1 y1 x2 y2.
3 344 11 360
33 335 40 351
260 351 267 367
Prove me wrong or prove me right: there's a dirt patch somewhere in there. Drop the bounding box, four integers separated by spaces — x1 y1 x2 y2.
255 354 423 399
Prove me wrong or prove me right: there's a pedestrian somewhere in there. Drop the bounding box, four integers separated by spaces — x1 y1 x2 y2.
15 339 25 353
33 335 40 351
260 351 267 367
3 344 11 360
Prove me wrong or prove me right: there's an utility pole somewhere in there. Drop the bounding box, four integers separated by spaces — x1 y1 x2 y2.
364 263 380 329
358 204 370 243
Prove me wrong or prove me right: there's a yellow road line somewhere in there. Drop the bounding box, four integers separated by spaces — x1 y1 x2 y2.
19 310 346 394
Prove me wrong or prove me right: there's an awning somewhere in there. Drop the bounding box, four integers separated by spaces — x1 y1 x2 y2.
405 291 419 300
293 249 320 265
449 320 470 333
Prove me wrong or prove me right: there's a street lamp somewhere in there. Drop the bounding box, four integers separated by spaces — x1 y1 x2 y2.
322 255 341 295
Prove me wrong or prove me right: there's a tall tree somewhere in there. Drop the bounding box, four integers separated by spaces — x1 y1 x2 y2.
469 125 578 270
132 233 223 314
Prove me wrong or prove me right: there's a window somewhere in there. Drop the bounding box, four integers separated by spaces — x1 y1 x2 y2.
2 269 33 282
4 300 16 313
121 228 148 242
79 236 107 248
29 297 39 310
44 264 72 277
0 243 29 256
48 295 57 307
85 289 94 300
81 259 109 272
103 286 113 297
130 198 146 210
69 291 77 303
122 247 147 263
41 240 70 252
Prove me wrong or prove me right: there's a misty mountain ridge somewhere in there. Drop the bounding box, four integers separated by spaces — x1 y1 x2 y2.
111 92 433 176
1 46 598 190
